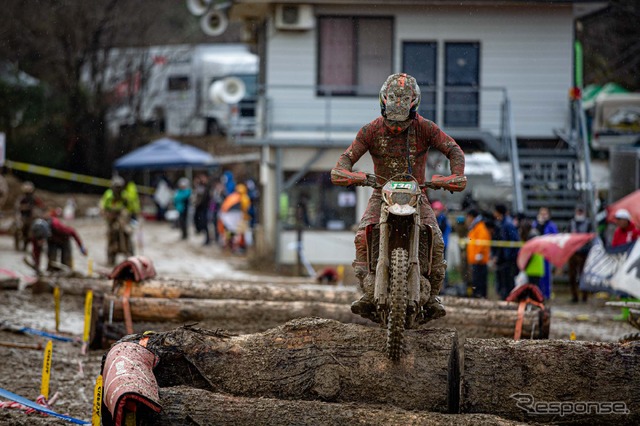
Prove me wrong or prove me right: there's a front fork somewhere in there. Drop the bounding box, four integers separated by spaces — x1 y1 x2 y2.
374 208 390 306
374 207 422 310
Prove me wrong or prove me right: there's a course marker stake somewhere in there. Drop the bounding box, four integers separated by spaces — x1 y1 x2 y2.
40 340 53 400
91 375 102 426
82 290 93 354
53 287 60 332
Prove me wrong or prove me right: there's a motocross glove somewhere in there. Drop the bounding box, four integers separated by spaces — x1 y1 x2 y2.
330 169 369 186
431 174 467 192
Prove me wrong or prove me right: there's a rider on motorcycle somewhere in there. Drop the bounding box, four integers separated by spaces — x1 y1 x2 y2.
15 181 44 251
331 73 466 321
100 176 136 264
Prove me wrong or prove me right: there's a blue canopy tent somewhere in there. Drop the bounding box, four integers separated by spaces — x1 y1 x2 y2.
114 138 216 185
114 138 216 170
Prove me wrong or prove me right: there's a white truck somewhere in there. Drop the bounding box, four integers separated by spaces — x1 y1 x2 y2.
104 44 258 137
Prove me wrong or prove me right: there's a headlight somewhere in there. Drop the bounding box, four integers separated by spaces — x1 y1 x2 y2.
392 193 412 205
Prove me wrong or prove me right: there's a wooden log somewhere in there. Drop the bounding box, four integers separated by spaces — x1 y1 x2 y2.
441 296 529 310
54 277 358 303
118 319 461 413
462 338 640 424
0 277 20 290
103 295 547 339
144 386 523 426
433 306 549 339
103 295 370 326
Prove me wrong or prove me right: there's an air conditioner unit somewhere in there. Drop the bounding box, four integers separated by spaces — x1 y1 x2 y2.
275 4 314 30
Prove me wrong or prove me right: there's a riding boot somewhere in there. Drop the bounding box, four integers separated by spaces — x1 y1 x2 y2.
424 279 446 321
350 262 376 318
421 262 447 322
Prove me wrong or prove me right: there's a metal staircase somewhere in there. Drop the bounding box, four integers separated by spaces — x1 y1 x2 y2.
511 98 595 231
517 147 583 230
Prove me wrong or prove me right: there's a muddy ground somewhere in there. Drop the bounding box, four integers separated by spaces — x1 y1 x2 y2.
0 217 636 425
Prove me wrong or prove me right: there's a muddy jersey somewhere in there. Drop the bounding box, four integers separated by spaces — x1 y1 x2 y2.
332 114 465 189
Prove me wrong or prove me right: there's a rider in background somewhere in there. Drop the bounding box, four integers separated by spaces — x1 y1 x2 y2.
331 73 466 321
30 209 87 273
15 181 44 251
100 176 137 263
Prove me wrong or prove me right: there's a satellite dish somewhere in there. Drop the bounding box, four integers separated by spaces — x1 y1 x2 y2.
209 77 246 104
200 9 229 37
186 0 211 16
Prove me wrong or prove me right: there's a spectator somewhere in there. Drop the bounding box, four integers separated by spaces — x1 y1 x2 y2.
153 176 172 221
210 179 227 245
492 204 520 299
611 208 640 248
531 207 559 299
174 177 192 240
432 200 451 287
30 211 87 274
218 183 252 252
465 209 491 298
193 174 212 245
566 204 593 303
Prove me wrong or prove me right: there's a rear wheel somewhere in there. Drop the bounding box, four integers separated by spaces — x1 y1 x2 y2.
387 247 409 361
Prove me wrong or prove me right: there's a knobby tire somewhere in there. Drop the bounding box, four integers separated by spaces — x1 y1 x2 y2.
387 247 409 361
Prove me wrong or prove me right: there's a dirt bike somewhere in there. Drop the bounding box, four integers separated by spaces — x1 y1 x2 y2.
106 209 134 265
363 173 467 360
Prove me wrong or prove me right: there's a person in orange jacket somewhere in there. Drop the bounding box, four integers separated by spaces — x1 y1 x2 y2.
465 209 491 298
217 183 251 251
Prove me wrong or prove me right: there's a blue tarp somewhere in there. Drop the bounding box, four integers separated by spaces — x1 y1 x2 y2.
114 138 216 170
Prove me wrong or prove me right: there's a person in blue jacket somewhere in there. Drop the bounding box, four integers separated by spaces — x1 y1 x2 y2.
173 177 192 240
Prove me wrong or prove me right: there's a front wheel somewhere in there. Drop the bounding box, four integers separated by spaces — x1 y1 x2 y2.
387 247 409 361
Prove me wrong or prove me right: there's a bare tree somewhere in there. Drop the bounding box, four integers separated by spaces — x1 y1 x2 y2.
579 0 640 91
0 0 241 177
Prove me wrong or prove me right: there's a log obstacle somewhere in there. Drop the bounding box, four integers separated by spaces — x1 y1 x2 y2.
118 319 461 414
103 321 639 423
462 338 640 424
146 386 522 426
103 295 368 326
51 277 336 299
433 305 549 340
101 294 548 339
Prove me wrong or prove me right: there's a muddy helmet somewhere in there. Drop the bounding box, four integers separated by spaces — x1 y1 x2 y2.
21 181 35 194
111 176 125 189
31 218 51 240
379 73 421 121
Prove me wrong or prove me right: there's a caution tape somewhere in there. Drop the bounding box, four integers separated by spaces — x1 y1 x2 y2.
459 238 525 248
4 160 154 195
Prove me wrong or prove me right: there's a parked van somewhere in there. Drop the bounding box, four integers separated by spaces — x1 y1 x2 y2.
104 44 258 137
591 93 640 152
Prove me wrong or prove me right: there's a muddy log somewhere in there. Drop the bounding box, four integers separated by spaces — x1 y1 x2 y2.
462 339 640 425
441 296 536 310
145 386 523 426
54 277 358 303
101 295 547 339
0 278 20 290
120 319 461 413
102 295 370 327
433 306 549 339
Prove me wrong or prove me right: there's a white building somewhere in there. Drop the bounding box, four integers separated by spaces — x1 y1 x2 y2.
222 0 606 269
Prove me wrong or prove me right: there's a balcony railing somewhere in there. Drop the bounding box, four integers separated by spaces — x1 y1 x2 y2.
231 84 514 160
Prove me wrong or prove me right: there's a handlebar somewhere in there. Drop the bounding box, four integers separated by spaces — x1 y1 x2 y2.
364 173 467 193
